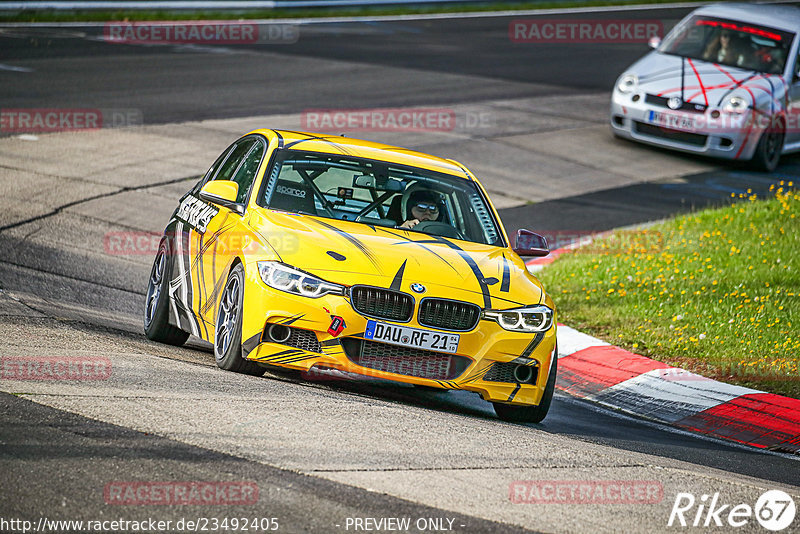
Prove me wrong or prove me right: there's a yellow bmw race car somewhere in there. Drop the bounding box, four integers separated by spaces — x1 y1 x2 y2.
144 130 558 422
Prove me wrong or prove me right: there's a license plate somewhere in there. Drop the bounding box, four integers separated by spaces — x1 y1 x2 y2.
648 110 695 130
364 320 459 354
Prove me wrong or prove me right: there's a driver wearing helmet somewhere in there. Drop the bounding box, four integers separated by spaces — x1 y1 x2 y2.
399 190 443 229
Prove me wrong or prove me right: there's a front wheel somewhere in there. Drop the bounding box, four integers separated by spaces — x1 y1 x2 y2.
492 350 557 424
751 118 784 172
214 263 265 376
144 240 189 346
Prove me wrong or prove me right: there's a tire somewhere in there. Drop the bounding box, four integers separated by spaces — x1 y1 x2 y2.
214 263 266 376
751 118 784 172
493 350 557 424
144 239 190 346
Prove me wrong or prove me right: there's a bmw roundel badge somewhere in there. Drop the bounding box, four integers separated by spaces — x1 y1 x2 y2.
410 283 426 294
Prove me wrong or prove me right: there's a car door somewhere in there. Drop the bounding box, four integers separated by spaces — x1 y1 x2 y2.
168 136 266 341
196 136 267 331
786 51 800 148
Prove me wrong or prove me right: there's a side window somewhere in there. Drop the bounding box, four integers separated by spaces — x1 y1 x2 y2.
190 145 234 195
795 52 800 81
214 138 256 184
265 164 317 215
229 139 266 204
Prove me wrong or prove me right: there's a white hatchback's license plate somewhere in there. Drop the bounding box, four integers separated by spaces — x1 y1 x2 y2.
648 110 695 130
364 320 459 354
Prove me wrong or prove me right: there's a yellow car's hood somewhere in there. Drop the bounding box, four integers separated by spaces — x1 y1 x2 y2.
248 209 544 309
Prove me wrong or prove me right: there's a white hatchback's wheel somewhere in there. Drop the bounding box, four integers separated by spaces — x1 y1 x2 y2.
751 118 784 172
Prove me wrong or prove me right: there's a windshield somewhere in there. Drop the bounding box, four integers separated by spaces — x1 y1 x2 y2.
257 149 504 247
660 15 794 74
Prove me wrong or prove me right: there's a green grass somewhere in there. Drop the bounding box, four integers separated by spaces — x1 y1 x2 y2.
539 182 800 398
0 0 708 23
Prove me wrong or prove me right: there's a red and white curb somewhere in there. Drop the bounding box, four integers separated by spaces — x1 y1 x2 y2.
528 236 800 454
555 324 800 454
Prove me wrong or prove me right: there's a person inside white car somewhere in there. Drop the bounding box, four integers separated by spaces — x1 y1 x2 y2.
703 31 746 66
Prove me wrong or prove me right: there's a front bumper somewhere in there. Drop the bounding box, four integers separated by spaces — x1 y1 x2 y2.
610 90 761 161
239 262 557 407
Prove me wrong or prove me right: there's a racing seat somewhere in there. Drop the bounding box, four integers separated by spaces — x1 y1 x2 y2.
386 195 403 226
269 179 317 215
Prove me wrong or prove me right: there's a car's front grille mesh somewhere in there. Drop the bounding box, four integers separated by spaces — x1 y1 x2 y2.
418 299 481 331
264 325 322 353
350 286 413 322
644 94 707 113
285 328 322 353
633 121 708 147
483 361 539 384
341 338 470 380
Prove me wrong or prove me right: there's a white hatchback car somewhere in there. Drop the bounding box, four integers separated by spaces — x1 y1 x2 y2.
611 3 800 171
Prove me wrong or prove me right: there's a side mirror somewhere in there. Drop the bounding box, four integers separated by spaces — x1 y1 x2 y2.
199 180 243 214
648 36 661 49
513 229 550 257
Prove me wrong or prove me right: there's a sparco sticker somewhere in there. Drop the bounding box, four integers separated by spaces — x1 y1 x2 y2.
176 196 219 233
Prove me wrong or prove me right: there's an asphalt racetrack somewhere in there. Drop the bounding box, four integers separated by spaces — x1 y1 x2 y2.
0 4 799 533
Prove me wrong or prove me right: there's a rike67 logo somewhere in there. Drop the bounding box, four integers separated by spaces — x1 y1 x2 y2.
668 490 796 531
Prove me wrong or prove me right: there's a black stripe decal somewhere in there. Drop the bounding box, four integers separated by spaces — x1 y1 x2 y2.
390 260 407 291
253 349 304 362
507 384 521 402
461 363 494 384
278 314 305 326
277 354 323 365
378 229 461 275
426 235 491 309
241 333 261 358
283 133 355 155
400 232 491 309
310 218 383 273
273 352 314 364
510 356 539 367
194 232 210 340
180 225 203 336
500 254 511 293
202 265 230 315
520 332 545 359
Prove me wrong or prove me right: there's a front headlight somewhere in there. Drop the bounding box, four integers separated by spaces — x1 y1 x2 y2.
257 261 345 298
722 95 749 114
484 305 554 333
616 73 638 94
